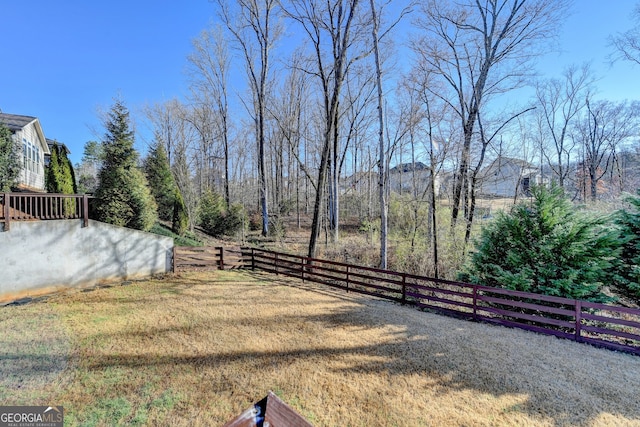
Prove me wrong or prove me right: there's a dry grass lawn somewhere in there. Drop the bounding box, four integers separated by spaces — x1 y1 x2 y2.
1 270 639 426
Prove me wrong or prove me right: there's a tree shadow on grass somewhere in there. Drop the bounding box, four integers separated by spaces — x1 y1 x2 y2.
72 282 640 424
5 269 639 425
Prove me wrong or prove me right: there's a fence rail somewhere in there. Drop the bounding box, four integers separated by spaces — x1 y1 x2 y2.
1 193 89 231
245 247 640 356
173 246 245 272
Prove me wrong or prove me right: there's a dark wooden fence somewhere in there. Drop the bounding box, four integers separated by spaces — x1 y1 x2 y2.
173 246 245 272
1 193 90 231
244 247 640 356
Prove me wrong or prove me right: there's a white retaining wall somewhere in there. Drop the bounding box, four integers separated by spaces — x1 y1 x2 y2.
0 219 173 303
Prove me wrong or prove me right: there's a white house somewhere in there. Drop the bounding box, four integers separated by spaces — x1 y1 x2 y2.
478 156 541 198
0 113 50 192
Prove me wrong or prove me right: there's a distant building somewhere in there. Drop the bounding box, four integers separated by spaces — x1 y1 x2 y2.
478 156 543 198
45 138 71 167
0 113 50 192
388 162 440 197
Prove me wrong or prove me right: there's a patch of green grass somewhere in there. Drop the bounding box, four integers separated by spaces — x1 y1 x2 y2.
150 222 202 247
79 396 133 426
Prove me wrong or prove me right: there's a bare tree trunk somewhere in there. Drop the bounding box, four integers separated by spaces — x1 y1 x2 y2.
369 0 387 269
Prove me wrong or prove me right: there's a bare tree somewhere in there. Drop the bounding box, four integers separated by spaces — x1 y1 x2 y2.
268 52 312 227
215 0 282 237
187 25 232 206
610 3 640 66
143 99 187 166
413 0 569 227
576 98 640 201
534 64 594 188
284 0 371 258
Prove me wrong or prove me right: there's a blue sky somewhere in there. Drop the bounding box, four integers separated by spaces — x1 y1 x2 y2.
1 0 639 165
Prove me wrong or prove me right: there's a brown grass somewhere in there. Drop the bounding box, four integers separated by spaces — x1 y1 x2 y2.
1 270 640 426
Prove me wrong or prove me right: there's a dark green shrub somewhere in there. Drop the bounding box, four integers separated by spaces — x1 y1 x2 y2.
613 190 640 303
198 189 244 237
460 185 620 302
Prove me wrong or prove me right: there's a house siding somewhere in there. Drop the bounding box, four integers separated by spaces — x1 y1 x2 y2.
14 121 47 192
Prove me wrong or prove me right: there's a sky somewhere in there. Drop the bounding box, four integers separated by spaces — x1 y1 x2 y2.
1 0 639 165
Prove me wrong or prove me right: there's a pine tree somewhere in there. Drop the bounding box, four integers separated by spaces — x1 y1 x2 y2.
461 185 620 302
0 124 20 192
198 189 243 237
94 99 157 231
613 190 640 302
144 142 176 221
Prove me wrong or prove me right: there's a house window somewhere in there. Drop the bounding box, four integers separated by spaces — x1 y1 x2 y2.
28 142 32 172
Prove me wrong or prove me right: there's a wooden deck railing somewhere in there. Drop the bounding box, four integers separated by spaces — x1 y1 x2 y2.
243 247 640 356
0 193 90 231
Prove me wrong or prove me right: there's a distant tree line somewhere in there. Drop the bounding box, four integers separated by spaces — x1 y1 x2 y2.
72 0 640 304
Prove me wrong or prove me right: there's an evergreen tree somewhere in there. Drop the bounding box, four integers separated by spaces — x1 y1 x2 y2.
0 124 20 192
460 185 619 302
172 188 189 236
613 190 640 302
94 99 157 231
144 142 176 221
45 143 77 194
198 189 243 237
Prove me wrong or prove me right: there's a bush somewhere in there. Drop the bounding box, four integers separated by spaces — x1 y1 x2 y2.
198 190 244 237
460 185 620 302
613 190 640 303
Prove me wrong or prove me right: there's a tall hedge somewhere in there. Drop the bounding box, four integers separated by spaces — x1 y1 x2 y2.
46 143 77 194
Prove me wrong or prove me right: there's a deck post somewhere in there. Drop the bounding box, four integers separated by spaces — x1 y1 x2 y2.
3 193 10 231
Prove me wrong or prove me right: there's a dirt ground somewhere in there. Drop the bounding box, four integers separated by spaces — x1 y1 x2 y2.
1 270 639 426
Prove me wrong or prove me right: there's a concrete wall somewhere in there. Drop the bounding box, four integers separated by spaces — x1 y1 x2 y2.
0 219 173 303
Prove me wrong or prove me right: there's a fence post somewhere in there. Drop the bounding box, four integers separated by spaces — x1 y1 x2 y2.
219 247 225 270
575 300 582 342
346 265 350 293
251 248 255 271
172 246 177 273
82 194 89 227
472 285 478 321
275 252 279 275
3 193 10 231
301 257 305 282
401 274 407 305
